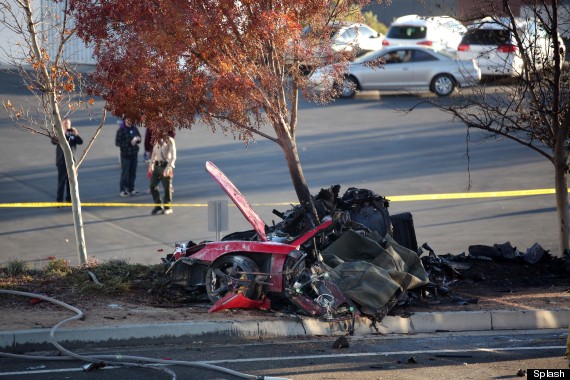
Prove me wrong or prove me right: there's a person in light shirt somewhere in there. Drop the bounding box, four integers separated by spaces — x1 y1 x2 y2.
149 131 176 215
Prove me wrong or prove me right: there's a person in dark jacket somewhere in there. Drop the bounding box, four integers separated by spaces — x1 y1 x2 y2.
143 127 154 164
51 118 83 203
115 118 142 197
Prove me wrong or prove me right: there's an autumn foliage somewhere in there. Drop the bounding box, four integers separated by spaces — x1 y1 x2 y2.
69 0 375 133
69 0 379 220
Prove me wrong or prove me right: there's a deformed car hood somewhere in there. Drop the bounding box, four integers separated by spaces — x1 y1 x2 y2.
205 161 267 241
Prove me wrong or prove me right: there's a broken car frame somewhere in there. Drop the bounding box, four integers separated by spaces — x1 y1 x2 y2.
161 161 418 320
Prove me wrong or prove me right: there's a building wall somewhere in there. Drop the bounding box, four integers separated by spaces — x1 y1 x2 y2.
521 2 570 38
43 0 95 65
0 0 95 67
366 0 523 26
456 0 520 21
365 0 461 26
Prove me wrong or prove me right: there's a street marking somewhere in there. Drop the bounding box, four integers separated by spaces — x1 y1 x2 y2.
197 345 565 365
0 188 556 208
0 366 121 377
0 345 563 377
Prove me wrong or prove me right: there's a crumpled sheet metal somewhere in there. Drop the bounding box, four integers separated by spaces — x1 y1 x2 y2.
328 261 401 316
322 230 429 316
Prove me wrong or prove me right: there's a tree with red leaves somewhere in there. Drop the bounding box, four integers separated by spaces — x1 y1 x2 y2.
68 0 382 225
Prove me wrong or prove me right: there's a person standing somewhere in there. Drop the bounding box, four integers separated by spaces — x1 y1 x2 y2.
143 128 153 164
115 118 142 197
149 132 176 215
51 118 83 203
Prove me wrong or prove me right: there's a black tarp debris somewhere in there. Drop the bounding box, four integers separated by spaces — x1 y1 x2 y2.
397 356 418 364
395 241 567 310
523 243 547 264
468 242 547 264
332 336 349 349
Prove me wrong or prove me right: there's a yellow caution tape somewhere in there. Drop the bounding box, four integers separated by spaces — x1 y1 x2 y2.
0 189 556 208
0 202 208 208
386 188 556 202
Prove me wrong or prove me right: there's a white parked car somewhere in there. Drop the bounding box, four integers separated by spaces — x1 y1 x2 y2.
382 14 466 51
308 45 481 97
304 21 385 57
457 17 566 77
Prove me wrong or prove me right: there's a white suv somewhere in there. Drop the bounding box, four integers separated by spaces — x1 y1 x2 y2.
457 17 566 77
306 22 385 57
382 15 466 51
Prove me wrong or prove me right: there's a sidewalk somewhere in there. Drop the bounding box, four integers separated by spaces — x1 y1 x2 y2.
1 269 570 353
2 303 569 352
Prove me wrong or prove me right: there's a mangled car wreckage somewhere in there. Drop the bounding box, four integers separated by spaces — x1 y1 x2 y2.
161 161 429 321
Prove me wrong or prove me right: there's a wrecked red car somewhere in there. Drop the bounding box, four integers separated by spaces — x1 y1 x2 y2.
161 161 427 321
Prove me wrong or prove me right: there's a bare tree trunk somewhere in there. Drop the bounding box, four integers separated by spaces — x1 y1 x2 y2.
274 119 319 226
60 125 88 264
69 175 88 264
51 103 88 265
22 0 88 264
550 0 569 255
553 161 569 253
282 140 320 227
554 113 570 253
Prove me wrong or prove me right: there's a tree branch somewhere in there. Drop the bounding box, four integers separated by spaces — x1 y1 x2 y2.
208 113 280 143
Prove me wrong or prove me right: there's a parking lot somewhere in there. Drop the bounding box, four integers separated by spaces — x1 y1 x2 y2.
0 69 559 266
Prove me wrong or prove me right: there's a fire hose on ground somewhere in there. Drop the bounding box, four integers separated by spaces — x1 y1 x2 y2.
0 289 290 380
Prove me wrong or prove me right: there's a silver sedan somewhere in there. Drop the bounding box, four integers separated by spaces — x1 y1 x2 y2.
309 46 481 97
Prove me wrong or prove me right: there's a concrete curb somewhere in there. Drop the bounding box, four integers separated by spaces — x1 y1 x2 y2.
2 309 569 351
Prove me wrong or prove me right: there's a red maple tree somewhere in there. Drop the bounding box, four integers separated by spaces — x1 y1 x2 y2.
69 0 380 224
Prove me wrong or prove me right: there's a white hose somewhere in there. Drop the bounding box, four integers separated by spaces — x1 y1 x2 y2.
0 289 290 380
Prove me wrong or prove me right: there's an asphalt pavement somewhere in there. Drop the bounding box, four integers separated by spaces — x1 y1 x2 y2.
0 72 564 266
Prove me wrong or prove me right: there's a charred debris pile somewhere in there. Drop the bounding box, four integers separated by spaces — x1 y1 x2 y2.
269 186 567 314
161 183 566 322
400 241 569 310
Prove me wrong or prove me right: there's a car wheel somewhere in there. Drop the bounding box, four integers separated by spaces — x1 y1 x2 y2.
340 76 358 98
431 74 455 97
205 255 261 303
